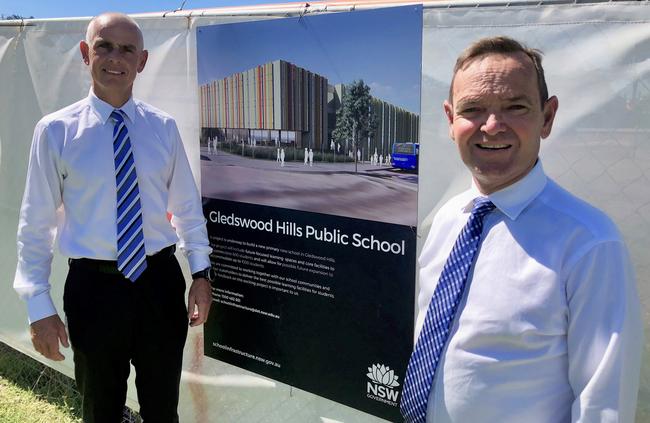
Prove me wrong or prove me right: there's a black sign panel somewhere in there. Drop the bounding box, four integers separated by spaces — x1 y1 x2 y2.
203 199 415 421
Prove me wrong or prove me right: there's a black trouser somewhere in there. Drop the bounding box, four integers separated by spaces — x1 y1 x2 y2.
63 246 188 423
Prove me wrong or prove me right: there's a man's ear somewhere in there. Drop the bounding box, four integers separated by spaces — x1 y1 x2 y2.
137 50 148 73
79 40 89 65
443 99 455 141
540 95 559 139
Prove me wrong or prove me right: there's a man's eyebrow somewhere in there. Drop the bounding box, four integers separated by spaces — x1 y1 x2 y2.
454 96 483 107
455 94 534 106
92 39 138 50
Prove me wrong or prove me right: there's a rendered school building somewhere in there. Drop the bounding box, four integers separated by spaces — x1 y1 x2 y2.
199 59 419 156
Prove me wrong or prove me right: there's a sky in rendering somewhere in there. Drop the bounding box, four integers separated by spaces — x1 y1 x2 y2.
197 5 422 113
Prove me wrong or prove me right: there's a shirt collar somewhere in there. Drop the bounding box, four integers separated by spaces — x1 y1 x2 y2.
87 89 137 124
464 160 548 220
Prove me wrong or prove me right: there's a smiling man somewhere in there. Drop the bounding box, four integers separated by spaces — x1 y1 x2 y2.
14 12 213 422
400 36 643 423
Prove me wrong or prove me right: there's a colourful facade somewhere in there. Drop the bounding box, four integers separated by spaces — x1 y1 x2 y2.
199 60 328 149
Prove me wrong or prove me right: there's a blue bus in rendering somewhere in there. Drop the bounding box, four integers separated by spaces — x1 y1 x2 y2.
391 142 419 171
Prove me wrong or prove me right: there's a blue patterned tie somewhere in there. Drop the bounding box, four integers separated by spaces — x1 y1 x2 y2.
112 110 147 282
400 197 495 422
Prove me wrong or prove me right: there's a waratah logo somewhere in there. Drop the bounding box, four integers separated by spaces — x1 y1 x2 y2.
367 364 400 388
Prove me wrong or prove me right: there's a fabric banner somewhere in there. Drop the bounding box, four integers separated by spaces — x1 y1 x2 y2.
197 7 422 420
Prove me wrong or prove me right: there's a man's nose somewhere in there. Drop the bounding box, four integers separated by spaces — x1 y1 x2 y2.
481 113 506 135
107 48 122 60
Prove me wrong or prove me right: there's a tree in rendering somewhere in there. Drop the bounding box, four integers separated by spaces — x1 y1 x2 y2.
331 80 376 172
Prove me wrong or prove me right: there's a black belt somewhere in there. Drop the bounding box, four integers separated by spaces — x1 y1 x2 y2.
68 245 176 275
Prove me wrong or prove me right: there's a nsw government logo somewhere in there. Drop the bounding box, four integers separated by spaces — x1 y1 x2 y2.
366 363 400 407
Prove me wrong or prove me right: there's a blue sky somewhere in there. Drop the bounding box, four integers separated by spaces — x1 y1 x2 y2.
197 6 422 113
0 0 279 19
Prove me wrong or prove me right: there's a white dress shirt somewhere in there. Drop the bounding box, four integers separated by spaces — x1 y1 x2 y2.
417 161 643 423
14 91 211 323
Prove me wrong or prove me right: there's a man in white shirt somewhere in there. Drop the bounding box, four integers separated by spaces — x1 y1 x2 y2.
14 12 213 422
401 36 643 422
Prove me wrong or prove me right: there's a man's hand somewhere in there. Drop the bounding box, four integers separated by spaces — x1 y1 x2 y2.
30 315 69 361
188 277 212 327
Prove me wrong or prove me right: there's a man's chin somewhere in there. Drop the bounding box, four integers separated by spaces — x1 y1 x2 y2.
471 166 533 193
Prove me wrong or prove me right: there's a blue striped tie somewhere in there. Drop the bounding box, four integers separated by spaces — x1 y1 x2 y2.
400 197 495 422
111 110 147 282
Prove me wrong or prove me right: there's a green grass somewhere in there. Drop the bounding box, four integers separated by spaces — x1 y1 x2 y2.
0 342 82 422
0 342 143 423
0 378 80 423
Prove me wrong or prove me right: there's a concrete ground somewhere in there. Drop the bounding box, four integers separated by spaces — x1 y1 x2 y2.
200 149 418 226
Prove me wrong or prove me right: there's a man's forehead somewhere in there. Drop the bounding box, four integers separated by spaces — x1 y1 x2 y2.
459 52 534 75
452 52 538 100
87 14 143 46
92 29 140 46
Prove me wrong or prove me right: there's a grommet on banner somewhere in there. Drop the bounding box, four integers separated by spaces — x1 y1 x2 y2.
299 3 311 19
13 18 27 51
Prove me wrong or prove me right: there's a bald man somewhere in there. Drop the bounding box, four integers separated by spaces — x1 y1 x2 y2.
14 13 213 422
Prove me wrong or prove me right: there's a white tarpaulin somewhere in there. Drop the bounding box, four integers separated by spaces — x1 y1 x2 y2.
0 1 648 421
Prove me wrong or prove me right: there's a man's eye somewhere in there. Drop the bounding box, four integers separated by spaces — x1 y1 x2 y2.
508 104 528 112
460 107 480 114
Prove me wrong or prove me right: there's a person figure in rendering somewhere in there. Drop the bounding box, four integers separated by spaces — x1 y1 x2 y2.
400 36 643 423
13 12 213 423
210 137 216 155
309 148 314 167
281 148 286 167
304 147 309 165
